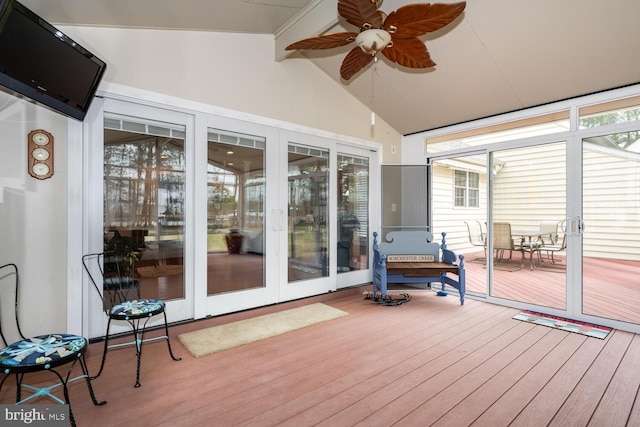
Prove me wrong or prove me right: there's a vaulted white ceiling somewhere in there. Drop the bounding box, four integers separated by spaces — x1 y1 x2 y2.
21 0 640 135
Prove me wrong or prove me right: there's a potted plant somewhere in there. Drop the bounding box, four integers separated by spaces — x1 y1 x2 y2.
104 230 140 277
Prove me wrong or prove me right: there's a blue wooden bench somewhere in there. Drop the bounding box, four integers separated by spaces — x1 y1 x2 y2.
372 231 466 305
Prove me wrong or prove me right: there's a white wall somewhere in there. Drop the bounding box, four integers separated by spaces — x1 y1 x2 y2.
0 93 71 339
60 26 403 161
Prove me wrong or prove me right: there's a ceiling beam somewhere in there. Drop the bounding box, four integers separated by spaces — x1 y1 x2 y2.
274 0 339 61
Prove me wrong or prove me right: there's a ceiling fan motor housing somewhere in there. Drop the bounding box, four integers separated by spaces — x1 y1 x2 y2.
355 29 392 55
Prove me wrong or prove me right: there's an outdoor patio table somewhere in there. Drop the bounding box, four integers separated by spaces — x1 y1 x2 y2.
512 230 543 270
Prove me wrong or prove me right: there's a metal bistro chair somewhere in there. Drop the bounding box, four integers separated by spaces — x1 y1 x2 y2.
82 252 181 388
101 253 141 309
0 263 106 426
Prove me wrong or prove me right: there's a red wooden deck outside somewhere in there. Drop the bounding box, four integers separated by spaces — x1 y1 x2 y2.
462 251 640 324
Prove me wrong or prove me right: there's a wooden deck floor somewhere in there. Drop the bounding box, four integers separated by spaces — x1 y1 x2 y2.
3 286 640 426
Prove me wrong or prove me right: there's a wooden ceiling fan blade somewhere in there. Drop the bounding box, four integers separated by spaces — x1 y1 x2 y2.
338 0 383 29
340 46 374 80
286 32 358 51
385 2 466 38
382 38 435 69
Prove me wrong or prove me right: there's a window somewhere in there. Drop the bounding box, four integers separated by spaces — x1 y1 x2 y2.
454 170 479 208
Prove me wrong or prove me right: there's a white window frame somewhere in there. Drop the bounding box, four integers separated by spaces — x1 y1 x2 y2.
454 169 480 208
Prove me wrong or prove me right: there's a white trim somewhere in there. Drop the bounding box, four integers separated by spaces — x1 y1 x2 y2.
66 118 83 336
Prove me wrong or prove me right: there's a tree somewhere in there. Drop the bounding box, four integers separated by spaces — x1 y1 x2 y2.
580 108 640 150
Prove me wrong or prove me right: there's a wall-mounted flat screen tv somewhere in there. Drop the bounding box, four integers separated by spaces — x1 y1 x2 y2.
0 0 106 120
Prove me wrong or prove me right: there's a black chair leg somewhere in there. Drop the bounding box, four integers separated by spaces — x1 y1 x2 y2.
91 319 113 381
60 378 75 427
92 310 181 388
163 312 182 362
15 373 23 402
78 356 107 406
132 313 181 388
133 319 144 388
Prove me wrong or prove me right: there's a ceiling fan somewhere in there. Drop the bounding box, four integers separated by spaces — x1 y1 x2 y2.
286 0 466 80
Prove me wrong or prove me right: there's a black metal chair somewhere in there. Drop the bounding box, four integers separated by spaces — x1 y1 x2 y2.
0 263 106 426
82 252 181 388
101 253 141 309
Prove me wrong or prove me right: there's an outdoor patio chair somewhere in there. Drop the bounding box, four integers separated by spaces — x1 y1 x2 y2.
0 263 106 426
538 221 567 266
539 221 559 244
493 222 525 269
542 233 567 264
465 220 486 262
82 252 181 388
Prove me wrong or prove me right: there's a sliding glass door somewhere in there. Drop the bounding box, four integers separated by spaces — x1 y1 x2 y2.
421 90 640 333
581 133 640 324
431 154 487 297
489 142 567 309
280 134 336 301
429 141 568 311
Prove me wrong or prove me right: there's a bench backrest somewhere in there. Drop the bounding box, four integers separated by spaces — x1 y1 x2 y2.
374 231 441 262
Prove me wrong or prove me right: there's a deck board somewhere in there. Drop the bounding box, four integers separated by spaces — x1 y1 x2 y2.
548 329 634 426
588 333 640 426
506 335 605 426
463 331 585 426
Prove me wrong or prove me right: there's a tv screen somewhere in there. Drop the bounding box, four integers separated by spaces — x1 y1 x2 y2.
0 0 106 120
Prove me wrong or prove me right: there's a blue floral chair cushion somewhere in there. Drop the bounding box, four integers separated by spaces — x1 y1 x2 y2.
109 299 165 320
0 334 87 374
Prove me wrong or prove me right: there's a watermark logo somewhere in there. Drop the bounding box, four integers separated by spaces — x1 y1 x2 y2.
0 405 69 426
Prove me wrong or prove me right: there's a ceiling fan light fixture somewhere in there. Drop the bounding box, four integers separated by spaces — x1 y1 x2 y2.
355 29 391 55
285 0 466 80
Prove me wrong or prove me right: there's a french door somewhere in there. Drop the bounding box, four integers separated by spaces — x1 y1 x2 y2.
202 122 339 315
202 123 377 314
85 99 194 338
336 144 376 289
202 121 377 316
86 99 377 335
